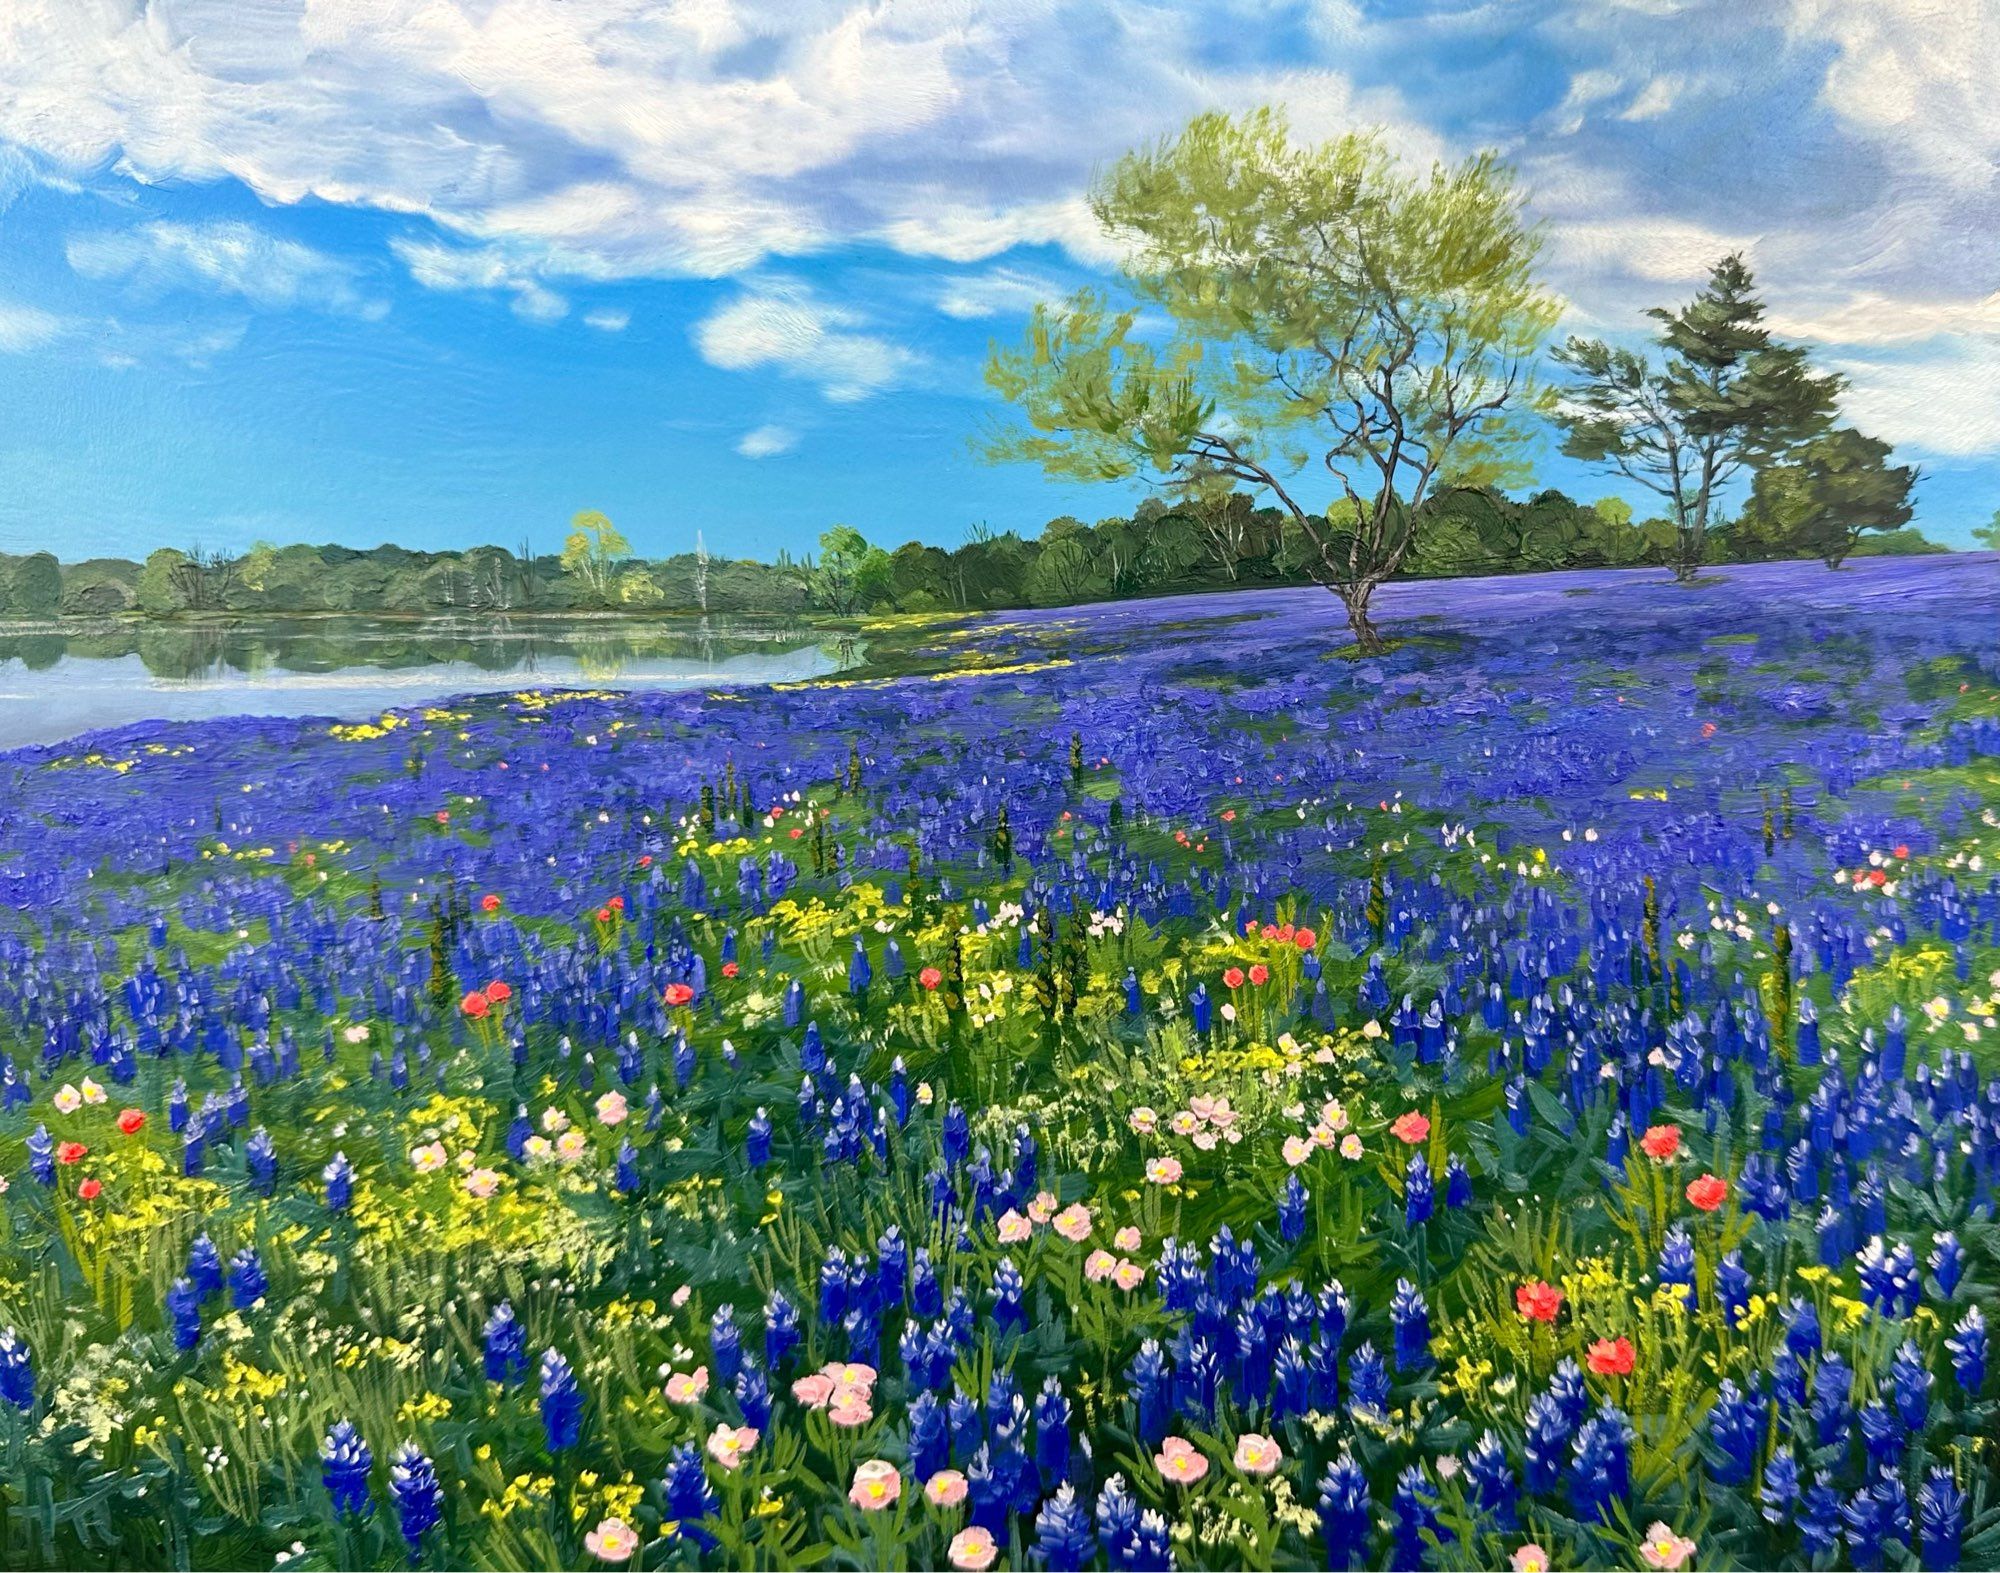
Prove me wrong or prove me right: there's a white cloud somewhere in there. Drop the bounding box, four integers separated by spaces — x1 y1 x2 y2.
66 220 385 318
693 281 916 401
934 266 1067 320
583 307 630 332
0 299 65 352
1835 339 2000 458
735 423 797 458
1618 74 1681 121
390 237 568 322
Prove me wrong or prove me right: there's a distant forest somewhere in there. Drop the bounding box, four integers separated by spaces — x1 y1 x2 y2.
0 484 1947 622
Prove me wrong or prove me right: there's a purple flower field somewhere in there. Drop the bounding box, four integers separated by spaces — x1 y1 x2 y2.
0 555 1997 1571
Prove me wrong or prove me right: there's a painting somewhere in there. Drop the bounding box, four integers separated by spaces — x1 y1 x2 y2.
1 4 1998 1570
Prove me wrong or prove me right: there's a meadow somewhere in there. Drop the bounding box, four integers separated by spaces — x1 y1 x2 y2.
1 556 1998 1571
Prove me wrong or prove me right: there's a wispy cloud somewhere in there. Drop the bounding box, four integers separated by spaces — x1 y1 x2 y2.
935 267 1069 321
391 238 569 323
67 220 386 318
694 281 917 402
736 424 798 458
583 307 630 332
0 299 66 353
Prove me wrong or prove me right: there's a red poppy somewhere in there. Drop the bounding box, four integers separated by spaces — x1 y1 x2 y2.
484 980 512 1004
1294 928 1317 951
721 961 740 979
1515 1281 1564 1323
435 809 451 823
1639 1124 1681 1162
1222 967 1245 990
460 990 491 1019
1586 1336 1635 1376
116 1109 146 1136
56 1141 87 1165
1685 1173 1728 1212
78 1177 102 1201
481 893 503 912
1221 809 1236 822
1390 1111 1431 1146
663 983 695 1008
595 907 612 923
1699 722 1718 739
1261 924 1279 940
1276 923 1295 942
638 855 653 868
609 896 625 912
918 966 943 991
1247 964 1270 986
1893 844 1910 859
789 827 803 839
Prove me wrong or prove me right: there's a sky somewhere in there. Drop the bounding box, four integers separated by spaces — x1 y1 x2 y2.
0 0 1995 562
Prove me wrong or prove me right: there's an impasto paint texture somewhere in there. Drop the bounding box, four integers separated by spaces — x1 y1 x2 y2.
2 5 1999 1572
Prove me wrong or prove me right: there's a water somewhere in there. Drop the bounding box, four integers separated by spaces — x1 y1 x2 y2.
0 615 855 750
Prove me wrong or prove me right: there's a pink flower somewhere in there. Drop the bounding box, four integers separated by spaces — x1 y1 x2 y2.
829 1393 874 1427
706 1423 758 1470
1112 1259 1146 1292
1283 1134 1313 1166
1638 1524 1696 1571
1146 1156 1183 1185
1510 1545 1551 1573
1113 1225 1141 1251
1155 1436 1210 1484
1053 1203 1093 1242
1084 1249 1118 1282
584 1518 640 1562
664 1366 709 1404
1028 1190 1059 1223
849 1459 901 1511
1233 1433 1282 1475
997 1209 1032 1243
791 1373 836 1408
821 1361 878 1390
925 1469 969 1507
949 1527 999 1571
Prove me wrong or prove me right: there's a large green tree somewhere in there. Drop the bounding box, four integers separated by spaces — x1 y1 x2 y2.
1554 255 1841 582
1736 428 1917 568
561 510 631 606
983 108 1559 650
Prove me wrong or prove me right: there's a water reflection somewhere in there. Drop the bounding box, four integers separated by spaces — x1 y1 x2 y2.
0 614 856 750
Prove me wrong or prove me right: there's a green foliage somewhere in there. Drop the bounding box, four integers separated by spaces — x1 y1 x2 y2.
984 107 1559 648
1733 427 1917 568
560 510 631 606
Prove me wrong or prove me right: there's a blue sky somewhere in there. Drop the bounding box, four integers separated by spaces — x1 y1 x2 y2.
0 0 1994 561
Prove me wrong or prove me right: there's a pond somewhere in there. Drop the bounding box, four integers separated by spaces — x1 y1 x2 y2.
0 614 857 750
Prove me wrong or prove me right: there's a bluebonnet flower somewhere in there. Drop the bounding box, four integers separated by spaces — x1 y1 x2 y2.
1569 1405 1632 1524
1035 1376 1071 1486
1918 1467 1965 1570
1524 1391 1567 1495
164 1278 202 1353
1445 1155 1473 1208
1031 1484 1096 1571
711 1304 741 1384
245 1127 278 1195
1948 1306 1986 1394
321 1421 373 1517
1389 1279 1431 1371
1760 1445 1799 1525
1889 1339 1933 1431
1348 1342 1390 1417
1404 1153 1433 1227
1317 1452 1371 1570
538 1349 584 1453
993 1258 1026 1335
0 1328 32 1411
1842 1474 1910 1572
227 1247 267 1310
483 1302 527 1384
187 1235 224 1300
1389 1465 1441 1569
1931 1231 1966 1298
662 1441 718 1551
1812 1352 1853 1447
1799 1470 1843 1559
1708 1379 1759 1486
323 1151 353 1212
765 1289 799 1371
390 1443 441 1557
1128 1341 1170 1440
910 1392 948 1479
1716 1250 1751 1327
736 1365 771 1430
1465 1430 1515 1531
1658 1224 1696 1309
1279 1171 1308 1242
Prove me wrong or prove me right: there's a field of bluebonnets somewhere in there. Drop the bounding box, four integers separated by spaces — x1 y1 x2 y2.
1 554 1998 1572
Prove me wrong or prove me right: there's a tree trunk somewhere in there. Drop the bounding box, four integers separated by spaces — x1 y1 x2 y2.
1335 580 1383 653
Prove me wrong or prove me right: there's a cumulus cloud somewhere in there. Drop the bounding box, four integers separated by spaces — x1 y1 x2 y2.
390 237 571 322
735 423 797 459
66 220 385 317
694 282 917 402
1834 340 2000 459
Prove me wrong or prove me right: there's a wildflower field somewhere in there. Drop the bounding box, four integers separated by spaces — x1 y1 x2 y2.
3 556 2000 1572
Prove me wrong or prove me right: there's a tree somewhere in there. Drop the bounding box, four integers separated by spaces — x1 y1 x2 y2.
561 510 631 605
795 526 891 614
1973 510 2000 553
1554 255 1842 582
7 552 61 616
984 108 1558 650
1736 428 1916 568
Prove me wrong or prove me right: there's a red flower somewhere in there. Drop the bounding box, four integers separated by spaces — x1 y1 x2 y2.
56 1141 87 1165
789 827 803 839
1261 924 1279 940
485 980 512 1004
1699 722 1718 739
460 990 491 1019
1892 844 1910 859
1586 1336 1635 1376
116 1109 146 1136
1294 928 1317 951
78 1177 102 1201
1639 1124 1681 1162
1222 967 1245 990
1516 1280 1564 1323
663 983 695 1008
1220 809 1236 822
435 809 451 823
1247 964 1269 986
481 893 503 912
1685 1173 1728 1212
721 961 740 979
595 907 612 923
638 855 653 868
1390 1111 1431 1146
918 966 943 991
609 896 625 912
